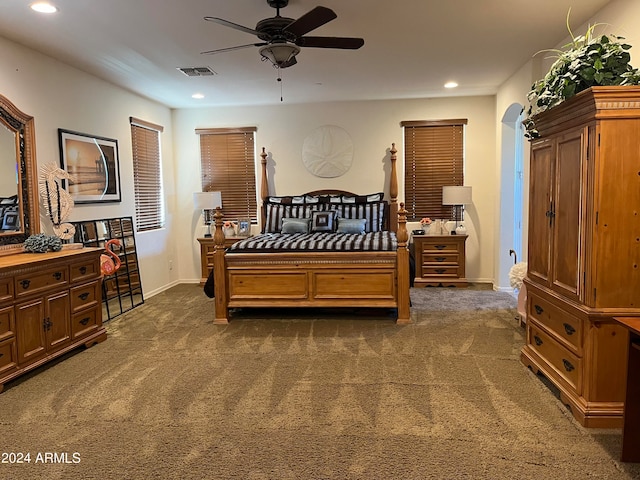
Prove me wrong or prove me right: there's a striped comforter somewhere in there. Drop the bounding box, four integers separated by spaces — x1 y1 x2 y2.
228 231 398 252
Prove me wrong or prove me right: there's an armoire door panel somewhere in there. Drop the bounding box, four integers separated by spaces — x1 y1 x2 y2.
551 130 584 300
528 140 553 286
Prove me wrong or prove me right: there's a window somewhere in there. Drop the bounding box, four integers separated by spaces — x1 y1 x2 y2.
402 119 467 220
196 127 258 223
130 117 164 232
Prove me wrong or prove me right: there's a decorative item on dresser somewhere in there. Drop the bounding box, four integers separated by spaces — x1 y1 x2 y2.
413 234 467 287
0 248 106 392
520 86 640 428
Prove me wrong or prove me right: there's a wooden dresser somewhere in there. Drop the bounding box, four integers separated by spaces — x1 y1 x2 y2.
197 237 244 285
0 248 106 392
413 234 468 287
521 87 640 428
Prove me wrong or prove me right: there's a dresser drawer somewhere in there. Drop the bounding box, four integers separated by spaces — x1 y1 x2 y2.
0 305 15 341
0 278 13 304
70 258 100 283
70 280 101 313
15 267 68 298
528 293 582 353
71 307 101 339
0 338 18 377
528 322 582 393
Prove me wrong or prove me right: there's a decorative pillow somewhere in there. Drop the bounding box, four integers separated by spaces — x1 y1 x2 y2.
336 218 366 234
311 210 337 232
281 217 310 234
1 211 19 230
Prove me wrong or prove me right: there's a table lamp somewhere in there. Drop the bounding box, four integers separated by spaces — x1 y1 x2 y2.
442 186 472 234
193 191 222 237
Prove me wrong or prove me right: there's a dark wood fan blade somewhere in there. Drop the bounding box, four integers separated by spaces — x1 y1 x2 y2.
201 43 267 55
283 6 336 37
295 37 364 49
204 17 260 36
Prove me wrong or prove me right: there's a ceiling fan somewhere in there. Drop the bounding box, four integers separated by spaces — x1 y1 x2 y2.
201 0 364 69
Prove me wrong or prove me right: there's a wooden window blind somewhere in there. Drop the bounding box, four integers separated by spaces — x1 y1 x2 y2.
402 119 467 221
196 127 258 223
130 117 164 232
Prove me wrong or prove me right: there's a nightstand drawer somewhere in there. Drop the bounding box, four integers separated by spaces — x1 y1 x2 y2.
423 253 459 264
70 280 101 313
71 307 101 339
422 242 459 253
422 266 459 277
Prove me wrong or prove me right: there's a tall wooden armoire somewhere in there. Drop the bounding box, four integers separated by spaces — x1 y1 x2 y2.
521 86 640 428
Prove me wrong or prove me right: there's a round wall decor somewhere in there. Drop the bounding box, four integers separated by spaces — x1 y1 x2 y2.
302 125 353 178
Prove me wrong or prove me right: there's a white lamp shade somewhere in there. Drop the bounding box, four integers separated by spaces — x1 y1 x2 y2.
193 191 222 210
442 186 472 205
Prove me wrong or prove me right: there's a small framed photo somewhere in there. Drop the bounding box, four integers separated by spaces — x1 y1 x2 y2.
237 219 251 237
58 129 121 204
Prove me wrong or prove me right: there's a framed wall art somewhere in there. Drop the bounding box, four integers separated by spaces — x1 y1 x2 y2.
58 128 122 203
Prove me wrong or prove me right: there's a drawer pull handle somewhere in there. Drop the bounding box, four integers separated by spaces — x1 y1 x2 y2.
435 257 446 262
0 353 3 358
563 323 576 335
79 266 87 274
20 279 30 289
79 317 90 326
435 269 446 274
534 304 544 315
434 245 447 250
534 335 543 346
43 317 52 331
562 359 575 372
53 272 62 280
79 292 90 301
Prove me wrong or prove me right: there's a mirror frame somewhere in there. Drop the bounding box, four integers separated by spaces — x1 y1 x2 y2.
0 94 40 254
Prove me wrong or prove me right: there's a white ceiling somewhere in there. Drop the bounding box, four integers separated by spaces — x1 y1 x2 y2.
0 0 613 109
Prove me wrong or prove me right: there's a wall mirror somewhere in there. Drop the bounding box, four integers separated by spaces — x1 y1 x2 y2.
0 94 40 254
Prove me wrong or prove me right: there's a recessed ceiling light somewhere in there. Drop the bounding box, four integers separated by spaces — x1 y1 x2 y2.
444 81 458 89
192 93 205 99
30 2 58 13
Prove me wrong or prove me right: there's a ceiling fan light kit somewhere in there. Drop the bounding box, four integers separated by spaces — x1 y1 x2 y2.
202 0 364 69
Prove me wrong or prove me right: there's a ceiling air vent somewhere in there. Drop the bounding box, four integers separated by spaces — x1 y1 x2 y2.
177 66 217 77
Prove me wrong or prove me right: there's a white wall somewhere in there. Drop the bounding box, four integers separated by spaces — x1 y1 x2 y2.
173 96 497 284
0 35 178 297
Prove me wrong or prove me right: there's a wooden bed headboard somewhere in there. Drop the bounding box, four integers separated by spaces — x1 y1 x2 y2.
258 143 400 232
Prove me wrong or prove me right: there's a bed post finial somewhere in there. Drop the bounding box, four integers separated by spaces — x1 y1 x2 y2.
389 143 399 233
260 147 268 202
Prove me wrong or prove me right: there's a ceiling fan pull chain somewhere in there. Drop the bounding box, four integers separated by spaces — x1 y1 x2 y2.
278 68 284 102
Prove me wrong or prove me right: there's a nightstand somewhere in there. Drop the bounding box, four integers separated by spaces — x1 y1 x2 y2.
413 234 468 287
197 237 244 285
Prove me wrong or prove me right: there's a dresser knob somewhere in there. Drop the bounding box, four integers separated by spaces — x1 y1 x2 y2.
435 269 446 274
79 317 90 326
563 323 576 335
0 353 3 358
435 257 446 262
562 359 575 372
79 292 90 301
434 245 446 250
79 266 87 274
20 279 30 289
534 335 543 346
534 304 544 315
53 272 62 280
